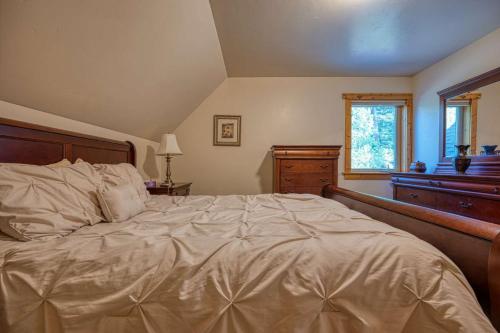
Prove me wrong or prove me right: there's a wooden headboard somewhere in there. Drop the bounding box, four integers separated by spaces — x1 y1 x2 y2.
0 117 136 165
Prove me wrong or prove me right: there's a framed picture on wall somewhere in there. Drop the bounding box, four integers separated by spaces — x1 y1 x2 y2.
213 115 241 146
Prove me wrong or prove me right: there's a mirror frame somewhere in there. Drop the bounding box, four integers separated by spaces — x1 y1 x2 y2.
437 66 500 162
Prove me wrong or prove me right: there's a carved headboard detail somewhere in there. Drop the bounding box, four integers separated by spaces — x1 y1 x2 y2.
0 117 136 166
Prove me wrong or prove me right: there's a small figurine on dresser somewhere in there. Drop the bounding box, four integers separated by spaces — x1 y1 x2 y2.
409 161 427 173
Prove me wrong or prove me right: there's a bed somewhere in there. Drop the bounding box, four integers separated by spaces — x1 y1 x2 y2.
0 117 499 332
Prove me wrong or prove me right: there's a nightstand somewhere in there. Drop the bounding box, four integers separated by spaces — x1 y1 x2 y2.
147 182 192 196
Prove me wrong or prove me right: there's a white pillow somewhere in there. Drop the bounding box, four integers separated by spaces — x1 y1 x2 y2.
0 162 104 241
93 163 150 202
97 183 145 223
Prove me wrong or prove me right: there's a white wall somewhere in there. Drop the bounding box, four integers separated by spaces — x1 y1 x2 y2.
0 100 161 180
413 28 500 168
174 77 413 197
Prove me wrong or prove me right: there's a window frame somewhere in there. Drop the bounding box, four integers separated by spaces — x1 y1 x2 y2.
343 93 413 180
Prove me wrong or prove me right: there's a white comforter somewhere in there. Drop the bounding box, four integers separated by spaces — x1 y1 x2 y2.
0 194 494 332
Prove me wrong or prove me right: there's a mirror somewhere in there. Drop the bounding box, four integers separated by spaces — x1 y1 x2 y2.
439 67 500 160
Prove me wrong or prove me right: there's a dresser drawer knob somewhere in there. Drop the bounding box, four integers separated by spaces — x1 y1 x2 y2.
409 193 418 198
459 201 473 209
285 178 294 182
284 165 293 169
320 178 328 183
320 165 329 169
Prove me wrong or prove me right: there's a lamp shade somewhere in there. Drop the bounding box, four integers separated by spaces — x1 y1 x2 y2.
157 134 183 156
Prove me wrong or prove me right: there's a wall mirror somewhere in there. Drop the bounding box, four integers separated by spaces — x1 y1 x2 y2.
438 67 500 161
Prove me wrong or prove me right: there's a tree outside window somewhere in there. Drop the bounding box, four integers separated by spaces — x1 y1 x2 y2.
343 93 413 180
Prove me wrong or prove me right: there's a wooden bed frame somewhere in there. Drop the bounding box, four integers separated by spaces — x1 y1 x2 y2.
1 117 499 329
322 186 500 329
0 117 135 165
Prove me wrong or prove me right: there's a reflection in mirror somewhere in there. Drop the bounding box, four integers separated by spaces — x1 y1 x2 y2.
439 67 500 162
444 79 500 158
444 93 478 157
476 81 500 155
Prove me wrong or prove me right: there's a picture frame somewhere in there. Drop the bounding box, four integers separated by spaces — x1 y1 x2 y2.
213 115 241 146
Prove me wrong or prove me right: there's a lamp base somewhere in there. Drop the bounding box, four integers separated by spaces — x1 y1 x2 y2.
161 154 176 188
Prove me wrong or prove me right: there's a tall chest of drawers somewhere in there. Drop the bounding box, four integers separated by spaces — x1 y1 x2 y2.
272 145 341 196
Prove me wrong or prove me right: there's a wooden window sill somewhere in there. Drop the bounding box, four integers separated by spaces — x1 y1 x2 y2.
343 172 392 180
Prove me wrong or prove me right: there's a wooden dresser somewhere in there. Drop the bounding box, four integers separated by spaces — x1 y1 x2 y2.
272 145 341 195
392 172 500 224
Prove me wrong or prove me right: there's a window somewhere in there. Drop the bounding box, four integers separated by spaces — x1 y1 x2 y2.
343 93 413 180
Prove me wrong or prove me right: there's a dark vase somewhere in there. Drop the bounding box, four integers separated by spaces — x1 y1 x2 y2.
410 161 427 173
482 145 498 155
453 145 471 174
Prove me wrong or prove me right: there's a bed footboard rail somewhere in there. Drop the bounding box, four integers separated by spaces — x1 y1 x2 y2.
322 185 500 329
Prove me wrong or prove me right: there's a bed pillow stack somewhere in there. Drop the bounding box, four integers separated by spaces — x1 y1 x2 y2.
0 161 104 241
0 160 151 241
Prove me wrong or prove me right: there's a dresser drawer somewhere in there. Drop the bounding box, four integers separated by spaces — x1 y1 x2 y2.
281 186 323 196
393 177 440 187
281 173 332 187
281 160 332 174
437 181 500 195
395 178 500 196
437 193 500 224
395 186 437 209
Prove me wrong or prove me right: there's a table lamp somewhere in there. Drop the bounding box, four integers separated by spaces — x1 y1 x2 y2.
156 133 183 187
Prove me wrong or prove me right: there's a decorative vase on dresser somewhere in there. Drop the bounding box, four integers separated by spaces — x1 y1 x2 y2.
272 145 341 196
391 156 500 225
453 145 472 174
482 145 498 155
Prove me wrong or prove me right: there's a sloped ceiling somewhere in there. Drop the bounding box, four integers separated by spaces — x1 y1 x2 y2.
210 0 500 77
0 0 227 140
2 1 500 141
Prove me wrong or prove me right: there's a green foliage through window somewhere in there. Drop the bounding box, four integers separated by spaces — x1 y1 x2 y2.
351 105 397 170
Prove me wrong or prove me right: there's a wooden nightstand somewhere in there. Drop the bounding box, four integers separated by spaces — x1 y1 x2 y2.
147 183 192 196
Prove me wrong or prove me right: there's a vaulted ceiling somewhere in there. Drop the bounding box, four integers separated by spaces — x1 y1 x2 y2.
210 0 500 77
0 0 499 141
0 0 227 140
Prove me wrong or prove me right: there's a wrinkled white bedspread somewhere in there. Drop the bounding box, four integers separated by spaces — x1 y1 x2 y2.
0 194 494 332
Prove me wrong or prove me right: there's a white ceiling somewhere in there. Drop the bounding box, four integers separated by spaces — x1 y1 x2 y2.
0 0 227 140
210 0 500 77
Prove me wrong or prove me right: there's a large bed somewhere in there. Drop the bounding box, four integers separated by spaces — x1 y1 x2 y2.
1 117 499 332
